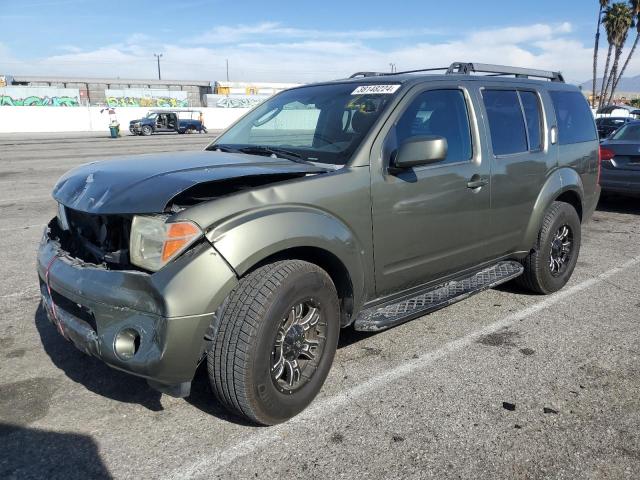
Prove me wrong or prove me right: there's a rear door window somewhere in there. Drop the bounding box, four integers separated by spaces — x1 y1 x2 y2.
482 90 528 155
549 91 597 145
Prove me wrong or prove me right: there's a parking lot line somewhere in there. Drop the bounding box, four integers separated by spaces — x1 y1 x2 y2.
171 255 640 479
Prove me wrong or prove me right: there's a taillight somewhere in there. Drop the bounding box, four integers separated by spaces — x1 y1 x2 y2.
598 146 615 185
599 146 615 161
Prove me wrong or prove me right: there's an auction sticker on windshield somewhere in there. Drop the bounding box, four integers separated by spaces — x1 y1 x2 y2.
351 85 401 95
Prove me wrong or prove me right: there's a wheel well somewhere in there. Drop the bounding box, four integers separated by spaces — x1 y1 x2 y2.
248 247 354 326
555 190 583 222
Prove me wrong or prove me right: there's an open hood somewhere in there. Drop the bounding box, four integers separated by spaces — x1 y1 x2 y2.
53 150 329 214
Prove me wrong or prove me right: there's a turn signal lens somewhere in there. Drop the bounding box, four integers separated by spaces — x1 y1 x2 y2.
162 222 201 262
130 215 202 271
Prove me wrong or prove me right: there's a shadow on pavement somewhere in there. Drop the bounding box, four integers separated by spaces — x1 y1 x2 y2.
0 422 111 479
597 194 640 215
34 304 163 412
183 363 258 427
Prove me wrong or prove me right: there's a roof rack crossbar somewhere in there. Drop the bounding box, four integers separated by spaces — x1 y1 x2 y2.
446 62 565 82
349 72 387 78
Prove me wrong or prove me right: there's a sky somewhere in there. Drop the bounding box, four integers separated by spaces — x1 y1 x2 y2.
0 0 630 84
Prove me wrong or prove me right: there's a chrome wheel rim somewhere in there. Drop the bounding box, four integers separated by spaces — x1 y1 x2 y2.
271 300 326 393
549 224 573 277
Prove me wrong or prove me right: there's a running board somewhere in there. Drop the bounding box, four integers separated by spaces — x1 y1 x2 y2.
354 261 524 332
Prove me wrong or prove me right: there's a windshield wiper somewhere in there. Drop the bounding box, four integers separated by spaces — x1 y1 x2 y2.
208 143 312 164
206 144 241 153
237 146 310 164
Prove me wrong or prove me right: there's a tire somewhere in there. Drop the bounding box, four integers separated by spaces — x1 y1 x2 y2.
516 201 581 294
207 260 340 425
141 125 153 136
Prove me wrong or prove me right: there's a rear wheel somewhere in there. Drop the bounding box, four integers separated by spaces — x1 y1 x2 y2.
207 260 340 425
516 201 581 294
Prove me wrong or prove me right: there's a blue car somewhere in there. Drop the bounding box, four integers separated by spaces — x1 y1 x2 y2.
130 110 207 136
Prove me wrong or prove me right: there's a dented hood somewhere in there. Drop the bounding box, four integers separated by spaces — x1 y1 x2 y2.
53 150 328 214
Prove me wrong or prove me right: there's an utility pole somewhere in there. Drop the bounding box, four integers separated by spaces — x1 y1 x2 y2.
154 53 163 80
226 59 229 81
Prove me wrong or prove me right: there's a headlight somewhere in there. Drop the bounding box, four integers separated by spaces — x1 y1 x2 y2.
129 215 202 271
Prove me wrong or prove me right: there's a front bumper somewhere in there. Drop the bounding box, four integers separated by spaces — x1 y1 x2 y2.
37 220 238 392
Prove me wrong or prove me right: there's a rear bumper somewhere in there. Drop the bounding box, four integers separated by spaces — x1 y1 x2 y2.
600 168 640 195
36 219 238 391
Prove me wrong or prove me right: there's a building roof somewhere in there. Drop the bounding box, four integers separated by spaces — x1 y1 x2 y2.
11 75 211 86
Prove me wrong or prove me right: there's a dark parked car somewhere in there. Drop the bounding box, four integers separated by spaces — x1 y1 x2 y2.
595 116 632 139
39 62 600 425
129 110 207 135
599 121 640 195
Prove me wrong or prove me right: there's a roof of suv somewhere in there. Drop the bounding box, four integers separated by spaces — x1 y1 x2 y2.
305 62 574 91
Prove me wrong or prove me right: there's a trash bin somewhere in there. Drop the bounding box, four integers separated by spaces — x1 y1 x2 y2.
109 124 120 138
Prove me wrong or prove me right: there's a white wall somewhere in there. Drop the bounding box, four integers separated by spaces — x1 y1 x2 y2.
0 106 251 133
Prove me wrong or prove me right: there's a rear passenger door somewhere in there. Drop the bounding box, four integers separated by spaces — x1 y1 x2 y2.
480 86 554 256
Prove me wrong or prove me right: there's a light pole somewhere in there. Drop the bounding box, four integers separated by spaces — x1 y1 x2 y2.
154 53 163 80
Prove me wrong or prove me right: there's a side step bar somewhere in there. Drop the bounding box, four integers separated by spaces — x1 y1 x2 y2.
353 261 524 332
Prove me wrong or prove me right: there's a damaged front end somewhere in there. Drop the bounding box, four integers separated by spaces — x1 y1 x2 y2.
37 149 331 395
37 213 238 396
52 207 133 268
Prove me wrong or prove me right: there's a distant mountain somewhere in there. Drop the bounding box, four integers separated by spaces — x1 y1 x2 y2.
579 75 640 93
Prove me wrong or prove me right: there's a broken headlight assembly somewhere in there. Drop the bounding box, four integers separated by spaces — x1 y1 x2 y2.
129 215 202 272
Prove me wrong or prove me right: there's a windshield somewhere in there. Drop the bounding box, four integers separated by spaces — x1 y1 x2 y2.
611 123 640 141
207 82 399 165
145 112 158 119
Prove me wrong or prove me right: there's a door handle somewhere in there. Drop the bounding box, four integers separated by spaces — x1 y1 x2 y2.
467 176 489 189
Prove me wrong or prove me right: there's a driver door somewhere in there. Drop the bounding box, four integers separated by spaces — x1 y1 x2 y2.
370 85 493 296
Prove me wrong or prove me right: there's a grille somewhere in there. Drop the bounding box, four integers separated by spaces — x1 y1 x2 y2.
55 207 132 268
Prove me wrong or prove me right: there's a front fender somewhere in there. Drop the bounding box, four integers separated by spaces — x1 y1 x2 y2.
519 167 584 252
207 205 367 310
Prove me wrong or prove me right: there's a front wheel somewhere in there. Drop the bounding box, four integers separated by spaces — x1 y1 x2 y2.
207 260 340 425
141 125 153 136
516 201 581 294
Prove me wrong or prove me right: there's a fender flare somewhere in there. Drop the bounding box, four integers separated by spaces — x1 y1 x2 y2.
206 205 367 311
520 168 584 252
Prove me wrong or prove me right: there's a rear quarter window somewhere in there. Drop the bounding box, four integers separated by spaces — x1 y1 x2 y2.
549 91 597 145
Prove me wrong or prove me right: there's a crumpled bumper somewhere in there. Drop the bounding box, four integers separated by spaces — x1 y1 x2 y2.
36 220 238 392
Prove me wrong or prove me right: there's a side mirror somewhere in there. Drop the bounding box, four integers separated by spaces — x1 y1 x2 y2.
393 136 448 170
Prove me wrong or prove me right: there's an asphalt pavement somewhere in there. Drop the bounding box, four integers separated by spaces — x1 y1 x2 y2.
0 132 639 479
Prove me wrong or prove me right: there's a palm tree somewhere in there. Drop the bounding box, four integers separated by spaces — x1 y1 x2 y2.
599 3 633 109
610 0 640 101
599 12 617 108
593 1 610 107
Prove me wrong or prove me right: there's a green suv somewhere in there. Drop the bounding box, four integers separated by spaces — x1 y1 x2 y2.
37 62 600 424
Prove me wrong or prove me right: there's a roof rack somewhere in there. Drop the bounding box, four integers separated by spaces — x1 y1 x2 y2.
348 62 564 83
446 62 565 82
350 67 450 78
349 72 386 78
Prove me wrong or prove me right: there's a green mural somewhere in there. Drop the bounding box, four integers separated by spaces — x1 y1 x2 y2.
0 95 80 106
106 96 188 108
